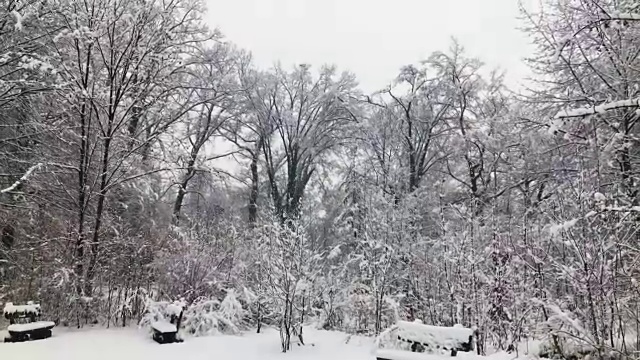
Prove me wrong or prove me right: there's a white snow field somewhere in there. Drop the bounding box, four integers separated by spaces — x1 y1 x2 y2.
1 327 372 360
0 326 521 360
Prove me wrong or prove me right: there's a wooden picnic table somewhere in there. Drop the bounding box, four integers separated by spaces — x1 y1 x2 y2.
3 302 55 343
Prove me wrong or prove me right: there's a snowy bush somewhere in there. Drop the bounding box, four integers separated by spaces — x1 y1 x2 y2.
218 290 245 330
140 292 246 337
180 298 224 336
241 287 277 331
536 337 606 360
343 283 375 333
374 324 401 350
139 299 185 329
181 291 245 337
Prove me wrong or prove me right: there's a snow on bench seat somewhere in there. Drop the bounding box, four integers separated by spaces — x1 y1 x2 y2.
151 321 177 333
396 321 473 349
7 321 55 332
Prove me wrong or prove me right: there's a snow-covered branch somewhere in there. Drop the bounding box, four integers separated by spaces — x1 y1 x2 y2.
606 12 640 21
555 98 640 118
599 206 640 213
0 163 42 194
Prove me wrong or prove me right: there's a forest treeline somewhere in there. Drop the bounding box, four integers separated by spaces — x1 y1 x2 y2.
0 0 639 356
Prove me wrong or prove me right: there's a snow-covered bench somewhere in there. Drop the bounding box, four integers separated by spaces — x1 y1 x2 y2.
376 320 475 358
3 301 55 342
150 301 185 344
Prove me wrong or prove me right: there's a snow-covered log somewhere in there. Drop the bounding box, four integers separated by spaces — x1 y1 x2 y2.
376 320 475 358
395 321 474 351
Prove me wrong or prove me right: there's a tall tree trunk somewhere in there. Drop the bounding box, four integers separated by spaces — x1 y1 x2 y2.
173 151 198 224
248 139 262 226
86 133 112 296
75 44 94 296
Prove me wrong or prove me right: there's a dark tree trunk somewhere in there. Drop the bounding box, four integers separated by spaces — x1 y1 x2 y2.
86 133 112 296
248 140 261 226
75 49 93 296
173 152 198 224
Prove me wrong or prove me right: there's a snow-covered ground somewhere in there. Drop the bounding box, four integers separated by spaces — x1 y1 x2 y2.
0 326 518 360
2 327 371 360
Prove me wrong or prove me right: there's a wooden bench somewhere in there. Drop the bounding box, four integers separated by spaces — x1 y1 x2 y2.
376 320 475 359
151 321 181 344
3 302 55 343
151 302 185 344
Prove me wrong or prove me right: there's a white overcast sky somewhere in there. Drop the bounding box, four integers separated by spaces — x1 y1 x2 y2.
204 0 535 92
